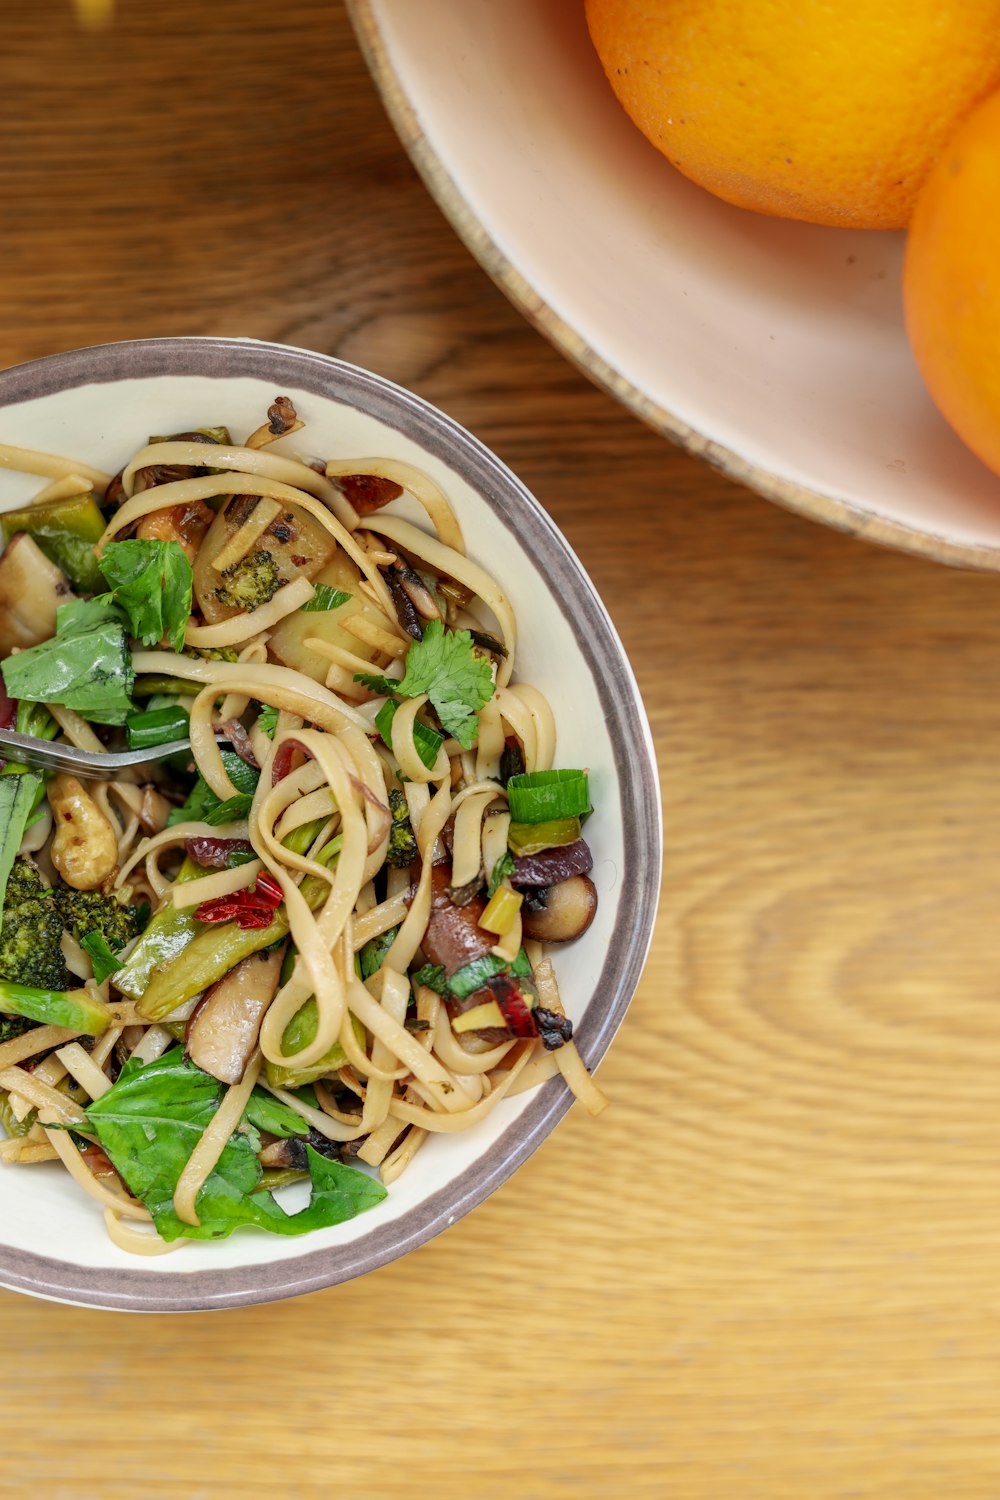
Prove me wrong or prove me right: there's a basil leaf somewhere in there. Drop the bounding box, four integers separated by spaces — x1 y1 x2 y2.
358 925 400 980
84 1049 386 1242
1 601 134 726
203 794 254 826
0 776 43 926
244 1087 309 1139
166 752 259 827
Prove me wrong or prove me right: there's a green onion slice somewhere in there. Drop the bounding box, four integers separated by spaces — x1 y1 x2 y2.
506 769 590 824
125 704 190 750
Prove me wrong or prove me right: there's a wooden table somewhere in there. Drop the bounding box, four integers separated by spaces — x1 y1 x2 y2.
4 4 1000 1496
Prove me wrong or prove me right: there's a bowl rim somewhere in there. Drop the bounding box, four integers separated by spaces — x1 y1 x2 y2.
346 0 1000 576
0 335 662 1312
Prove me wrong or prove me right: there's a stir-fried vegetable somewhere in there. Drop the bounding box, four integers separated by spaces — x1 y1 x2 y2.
506 769 591 824
1 491 106 592
0 980 110 1035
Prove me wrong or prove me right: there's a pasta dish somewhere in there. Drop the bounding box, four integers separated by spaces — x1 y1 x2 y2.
0 398 605 1254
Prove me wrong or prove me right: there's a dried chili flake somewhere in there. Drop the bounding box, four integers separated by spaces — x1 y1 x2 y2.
533 1006 574 1051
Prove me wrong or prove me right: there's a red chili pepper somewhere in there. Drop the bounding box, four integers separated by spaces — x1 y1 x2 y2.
253 870 284 907
488 975 539 1039
194 871 285 929
232 906 274 930
195 895 275 929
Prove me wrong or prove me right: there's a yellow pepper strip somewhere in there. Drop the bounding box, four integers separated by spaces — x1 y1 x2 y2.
479 885 524 937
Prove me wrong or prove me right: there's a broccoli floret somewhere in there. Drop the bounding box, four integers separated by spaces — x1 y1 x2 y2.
55 886 144 952
0 905 72 990
4 855 46 910
185 645 240 663
386 788 417 868
0 858 72 991
214 549 280 613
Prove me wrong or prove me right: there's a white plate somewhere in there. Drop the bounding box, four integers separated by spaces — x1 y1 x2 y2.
350 0 1000 569
0 338 660 1310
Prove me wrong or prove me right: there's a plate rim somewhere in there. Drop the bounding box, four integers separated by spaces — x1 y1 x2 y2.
346 0 1000 575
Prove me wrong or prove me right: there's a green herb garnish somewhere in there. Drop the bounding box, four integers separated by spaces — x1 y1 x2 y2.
83 1049 387 1242
1 597 134 725
97 538 194 652
357 619 494 750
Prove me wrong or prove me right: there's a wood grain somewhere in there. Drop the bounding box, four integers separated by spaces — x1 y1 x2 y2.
4 3 1000 1497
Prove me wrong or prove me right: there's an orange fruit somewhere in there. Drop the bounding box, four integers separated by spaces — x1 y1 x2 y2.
904 89 1000 478
584 0 1000 228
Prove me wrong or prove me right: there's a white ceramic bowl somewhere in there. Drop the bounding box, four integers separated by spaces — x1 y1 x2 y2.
349 0 1000 570
0 337 660 1311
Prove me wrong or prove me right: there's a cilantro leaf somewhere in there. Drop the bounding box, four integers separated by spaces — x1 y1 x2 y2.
256 703 280 738
395 619 495 750
83 1049 387 1242
354 620 494 751
354 669 398 696
1 597 134 726
98 539 193 653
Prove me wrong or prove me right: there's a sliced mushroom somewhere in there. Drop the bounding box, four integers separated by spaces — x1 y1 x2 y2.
258 1128 345 1169
417 864 494 975
138 785 171 836
377 540 441 641
0 533 73 656
220 718 260 769
520 875 598 944
245 396 303 450
186 946 284 1084
131 430 228 496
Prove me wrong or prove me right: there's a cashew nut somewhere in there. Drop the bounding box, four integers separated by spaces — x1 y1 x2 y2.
47 775 118 890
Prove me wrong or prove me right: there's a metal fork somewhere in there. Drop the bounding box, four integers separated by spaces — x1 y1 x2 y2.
0 728 194 781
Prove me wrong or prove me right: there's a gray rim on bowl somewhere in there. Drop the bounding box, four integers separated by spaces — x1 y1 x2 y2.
346 0 1000 574
0 336 661 1312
